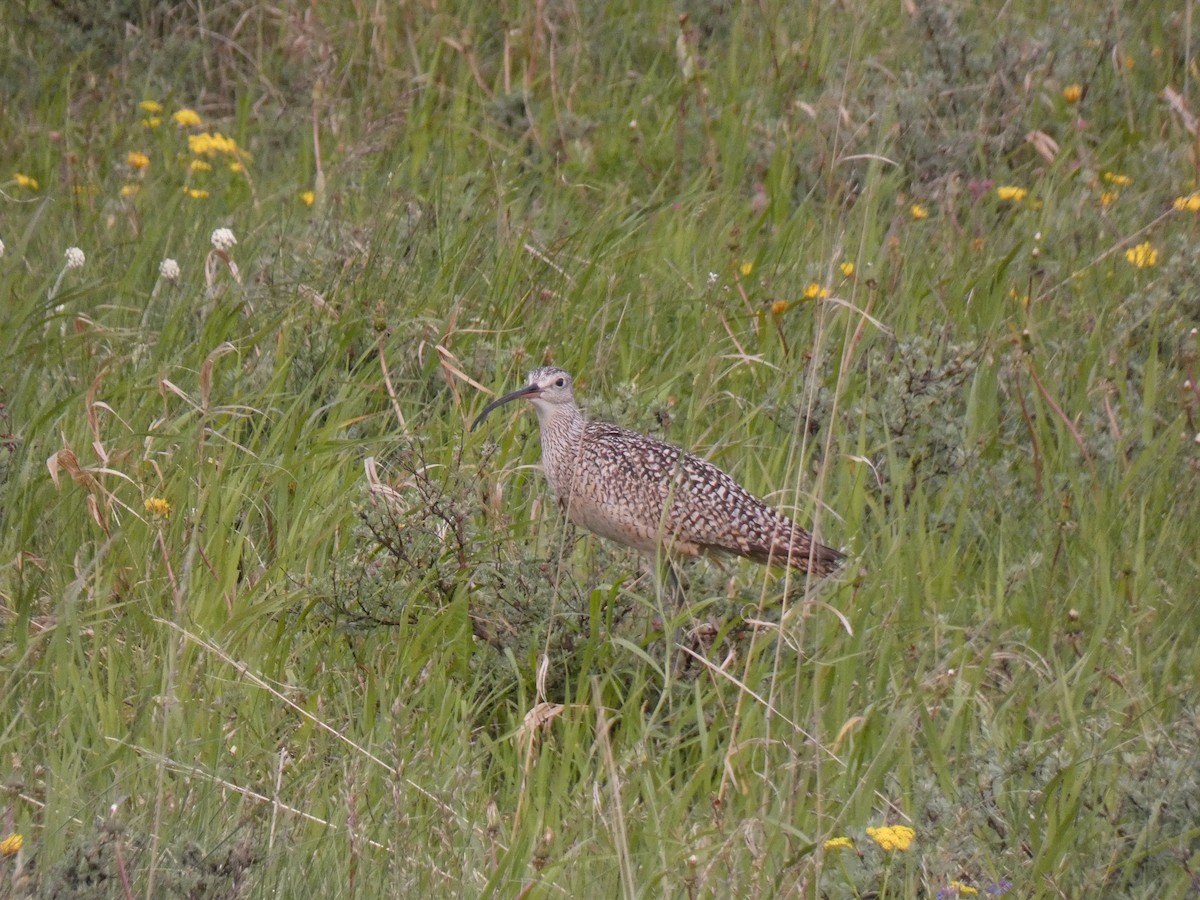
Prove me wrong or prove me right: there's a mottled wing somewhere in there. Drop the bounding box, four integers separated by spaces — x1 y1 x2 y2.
570 423 843 576
669 451 845 576
562 423 692 554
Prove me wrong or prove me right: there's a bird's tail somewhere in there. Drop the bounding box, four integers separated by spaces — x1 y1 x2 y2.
747 525 846 577
786 539 846 577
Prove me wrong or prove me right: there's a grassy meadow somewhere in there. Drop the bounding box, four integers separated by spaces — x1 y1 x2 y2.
2 0 1200 896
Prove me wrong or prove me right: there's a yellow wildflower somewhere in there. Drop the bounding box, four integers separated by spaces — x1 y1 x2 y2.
1062 84 1083 104
189 159 213 173
910 203 928 220
770 299 789 316
120 184 139 198
300 190 315 207
946 882 979 897
996 186 1027 202
188 131 240 158
739 261 754 277
183 187 209 199
1124 242 1158 269
144 497 171 518
803 282 829 300
839 261 855 277
173 108 203 128
1172 193 1200 212
15 173 38 190
866 825 915 852
229 162 244 173
142 117 162 129
127 151 150 170
1100 191 1118 208
139 100 163 114
1009 287 1029 306
1103 172 1132 186
1 833 23 856
823 836 854 851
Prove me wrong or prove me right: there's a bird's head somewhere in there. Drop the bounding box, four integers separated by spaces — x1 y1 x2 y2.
471 366 576 430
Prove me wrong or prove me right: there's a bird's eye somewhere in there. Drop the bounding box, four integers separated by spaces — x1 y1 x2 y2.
555 377 565 387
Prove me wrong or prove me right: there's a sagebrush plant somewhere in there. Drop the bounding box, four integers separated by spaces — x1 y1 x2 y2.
2 0 1199 897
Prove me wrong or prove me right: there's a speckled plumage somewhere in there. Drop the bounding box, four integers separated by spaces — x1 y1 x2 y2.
472 366 844 577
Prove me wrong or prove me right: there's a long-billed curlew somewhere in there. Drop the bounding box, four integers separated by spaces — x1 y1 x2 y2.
472 367 844 579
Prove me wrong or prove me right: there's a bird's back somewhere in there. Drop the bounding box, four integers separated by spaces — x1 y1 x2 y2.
547 421 844 576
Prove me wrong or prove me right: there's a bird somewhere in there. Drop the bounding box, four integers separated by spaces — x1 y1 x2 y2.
471 366 845 579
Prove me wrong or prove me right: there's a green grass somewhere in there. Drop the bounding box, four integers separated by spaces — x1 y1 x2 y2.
2 0 1199 896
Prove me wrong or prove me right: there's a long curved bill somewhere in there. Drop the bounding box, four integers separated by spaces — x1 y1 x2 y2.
470 383 542 431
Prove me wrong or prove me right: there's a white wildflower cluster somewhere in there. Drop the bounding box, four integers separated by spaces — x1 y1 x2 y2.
65 247 86 269
159 258 181 281
210 228 237 251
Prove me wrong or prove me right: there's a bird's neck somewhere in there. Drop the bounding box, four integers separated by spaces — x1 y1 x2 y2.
534 403 586 446
534 404 587 489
